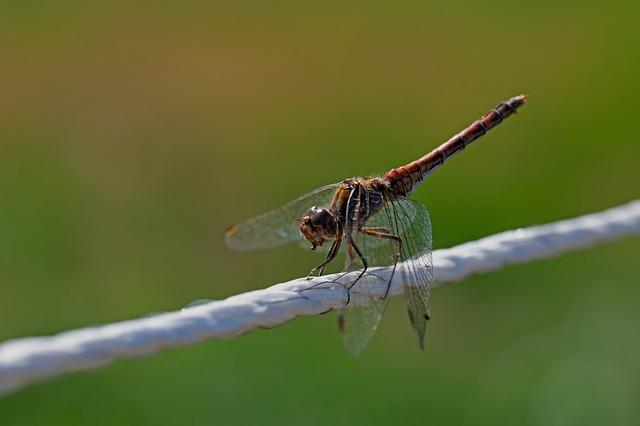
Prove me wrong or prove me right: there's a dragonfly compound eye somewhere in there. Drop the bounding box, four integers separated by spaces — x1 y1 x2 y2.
299 206 338 249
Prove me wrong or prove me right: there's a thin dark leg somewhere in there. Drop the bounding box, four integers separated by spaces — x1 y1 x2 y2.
342 235 369 305
346 236 368 288
317 236 342 276
359 227 403 299
307 236 342 279
344 241 357 271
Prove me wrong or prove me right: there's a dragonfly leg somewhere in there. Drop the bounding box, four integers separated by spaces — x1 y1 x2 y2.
307 236 342 279
347 236 368 284
344 242 357 271
359 227 403 299
344 235 369 305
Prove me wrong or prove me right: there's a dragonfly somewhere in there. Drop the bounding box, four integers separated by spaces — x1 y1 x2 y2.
225 95 527 355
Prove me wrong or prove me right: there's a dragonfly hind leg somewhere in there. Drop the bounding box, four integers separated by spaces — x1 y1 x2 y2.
359 227 403 300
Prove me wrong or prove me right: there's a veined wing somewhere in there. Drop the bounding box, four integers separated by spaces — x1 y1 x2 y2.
225 183 339 251
338 186 433 355
389 196 433 349
337 186 401 356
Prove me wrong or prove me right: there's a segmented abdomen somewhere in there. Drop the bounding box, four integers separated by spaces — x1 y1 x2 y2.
385 95 527 196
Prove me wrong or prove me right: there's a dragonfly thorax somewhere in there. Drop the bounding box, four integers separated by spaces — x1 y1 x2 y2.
299 206 339 250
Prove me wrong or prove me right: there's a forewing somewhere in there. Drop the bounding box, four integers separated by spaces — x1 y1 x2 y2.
388 196 433 349
224 183 339 251
338 186 399 356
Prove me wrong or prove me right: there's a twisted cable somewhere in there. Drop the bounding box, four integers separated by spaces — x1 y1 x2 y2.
1 200 639 395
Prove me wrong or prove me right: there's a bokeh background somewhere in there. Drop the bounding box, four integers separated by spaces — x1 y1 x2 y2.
1 1 639 425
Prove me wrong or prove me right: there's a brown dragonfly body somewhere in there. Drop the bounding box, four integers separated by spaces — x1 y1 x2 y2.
385 95 527 196
301 95 526 276
225 95 527 355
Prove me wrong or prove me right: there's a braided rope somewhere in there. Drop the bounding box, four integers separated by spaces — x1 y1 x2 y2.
1 200 639 395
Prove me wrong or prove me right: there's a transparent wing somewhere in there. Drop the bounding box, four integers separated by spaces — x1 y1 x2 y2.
337 275 388 356
337 186 400 356
337 186 433 355
389 196 433 349
224 183 339 251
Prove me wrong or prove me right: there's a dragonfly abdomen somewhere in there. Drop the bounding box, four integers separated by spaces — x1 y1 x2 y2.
385 95 527 196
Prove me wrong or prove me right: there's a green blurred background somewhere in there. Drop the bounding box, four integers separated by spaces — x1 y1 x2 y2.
1 1 639 424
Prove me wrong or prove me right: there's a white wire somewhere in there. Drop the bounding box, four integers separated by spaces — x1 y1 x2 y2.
1 200 639 395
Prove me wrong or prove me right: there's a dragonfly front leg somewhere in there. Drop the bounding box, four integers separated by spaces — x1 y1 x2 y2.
359 227 403 299
307 235 342 279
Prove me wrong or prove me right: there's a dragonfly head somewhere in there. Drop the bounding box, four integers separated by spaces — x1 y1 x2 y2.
299 206 339 250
